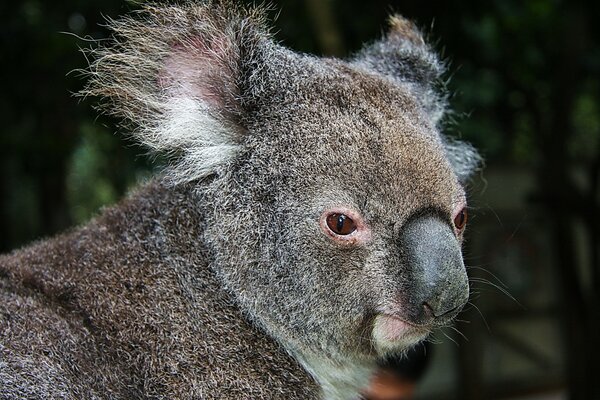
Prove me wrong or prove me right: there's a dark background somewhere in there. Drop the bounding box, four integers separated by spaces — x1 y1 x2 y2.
1 0 598 399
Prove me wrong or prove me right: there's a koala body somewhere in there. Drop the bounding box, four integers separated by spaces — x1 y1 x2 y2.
0 2 480 399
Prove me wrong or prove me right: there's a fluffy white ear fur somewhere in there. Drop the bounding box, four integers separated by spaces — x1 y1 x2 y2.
83 3 267 183
146 38 243 183
147 97 240 183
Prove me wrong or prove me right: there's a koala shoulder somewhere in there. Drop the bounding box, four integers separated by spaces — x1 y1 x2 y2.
0 182 320 399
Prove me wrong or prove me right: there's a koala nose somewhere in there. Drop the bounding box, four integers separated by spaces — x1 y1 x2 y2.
399 214 469 325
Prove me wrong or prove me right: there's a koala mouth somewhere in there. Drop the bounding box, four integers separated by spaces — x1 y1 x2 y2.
371 314 431 353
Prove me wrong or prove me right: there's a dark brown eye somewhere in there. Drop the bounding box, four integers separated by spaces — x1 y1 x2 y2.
326 213 357 235
454 208 468 231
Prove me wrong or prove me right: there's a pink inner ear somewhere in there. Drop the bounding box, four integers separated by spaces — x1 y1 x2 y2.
158 36 234 109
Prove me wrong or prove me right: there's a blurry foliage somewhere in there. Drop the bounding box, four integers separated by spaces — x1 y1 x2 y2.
0 0 148 248
66 123 151 224
571 89 600 161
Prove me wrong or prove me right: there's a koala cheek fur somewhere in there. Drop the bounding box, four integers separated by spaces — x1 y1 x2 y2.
0 1 481 399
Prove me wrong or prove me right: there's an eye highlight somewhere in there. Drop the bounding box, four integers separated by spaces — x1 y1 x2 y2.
325 213 357 235
453 208 468 231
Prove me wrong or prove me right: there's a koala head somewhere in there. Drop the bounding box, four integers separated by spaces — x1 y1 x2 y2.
86 1 480 367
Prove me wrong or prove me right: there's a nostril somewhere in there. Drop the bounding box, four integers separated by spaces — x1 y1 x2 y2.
439 304 461 318
423 302 461 318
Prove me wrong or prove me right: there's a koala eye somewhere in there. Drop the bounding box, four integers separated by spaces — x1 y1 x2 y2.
326 213 357 236
453 208 468 231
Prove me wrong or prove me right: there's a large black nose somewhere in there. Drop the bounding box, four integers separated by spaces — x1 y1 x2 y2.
399 214 469 325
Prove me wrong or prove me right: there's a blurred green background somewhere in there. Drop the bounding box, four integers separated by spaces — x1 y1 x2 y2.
1 0 598 399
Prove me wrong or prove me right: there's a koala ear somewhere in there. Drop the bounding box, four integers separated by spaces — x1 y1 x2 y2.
354 16 480 182
442 138 483 184
83 3 271 182
353 15 447 125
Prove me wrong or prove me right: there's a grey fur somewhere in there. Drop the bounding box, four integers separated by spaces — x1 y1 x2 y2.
1 2 480 399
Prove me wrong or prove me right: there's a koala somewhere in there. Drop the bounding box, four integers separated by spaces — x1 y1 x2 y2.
0 2 481 399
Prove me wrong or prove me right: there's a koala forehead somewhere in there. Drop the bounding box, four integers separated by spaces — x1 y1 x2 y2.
242 56 463 219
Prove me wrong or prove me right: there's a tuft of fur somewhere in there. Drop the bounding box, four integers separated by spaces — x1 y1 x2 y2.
442 138 483 183
352 15 447 126
83 1 269 182
2 2 481 399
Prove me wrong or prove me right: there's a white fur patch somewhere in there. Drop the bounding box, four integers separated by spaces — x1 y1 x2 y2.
144 97 240 183
372 314 430 354
295 353 375 400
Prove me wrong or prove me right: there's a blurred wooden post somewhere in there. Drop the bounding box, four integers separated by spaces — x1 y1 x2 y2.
538 5 598 399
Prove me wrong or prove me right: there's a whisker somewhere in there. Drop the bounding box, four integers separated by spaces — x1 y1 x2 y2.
467 266 509 289
486 204 503 227
449 325 468 342
505 215 527 243
469 278 523 308
440 329 459 346
468 302 491 332
426 332 443 345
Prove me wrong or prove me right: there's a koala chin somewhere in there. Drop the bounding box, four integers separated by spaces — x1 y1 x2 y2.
0 2 481 400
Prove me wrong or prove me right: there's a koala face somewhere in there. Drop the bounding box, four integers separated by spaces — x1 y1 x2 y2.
86 2 479 366
204 56 470 361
